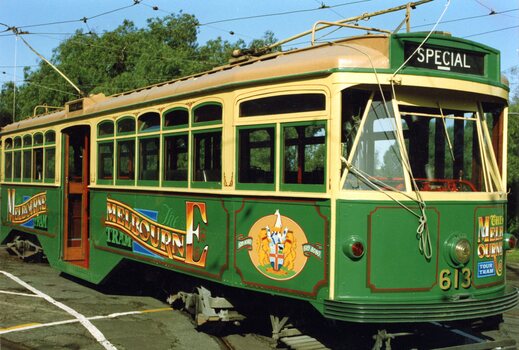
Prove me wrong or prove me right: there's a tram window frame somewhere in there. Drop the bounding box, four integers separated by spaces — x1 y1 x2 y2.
116 138 136 185
33 133 44 182
191 128 222 189
44 147 56 182
4 138 12 150
44 131 56 183
164 107 189 129
13 149 21 182
98 140 114 184
138 112 161 133
137 135 160 186
33 133 43 146
22 135 32 182
236 125 276 191
163 132 189 187
45 131 55 144
98 120 115 139
33 147 43 182
192 102 222 126
117 116 136 136
239 93 326 117
14 136 21 148
4 139 13 182
280 121 327 193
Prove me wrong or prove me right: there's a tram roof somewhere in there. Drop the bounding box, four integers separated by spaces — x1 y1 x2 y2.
2 34 389 134
1 31 506 134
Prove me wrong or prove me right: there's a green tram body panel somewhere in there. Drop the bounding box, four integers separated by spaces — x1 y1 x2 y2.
2 184 516 322
1 185 330 301
329 199 516 322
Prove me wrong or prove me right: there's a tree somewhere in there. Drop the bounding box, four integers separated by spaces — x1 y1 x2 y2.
0 13 277 121
507 67 519 235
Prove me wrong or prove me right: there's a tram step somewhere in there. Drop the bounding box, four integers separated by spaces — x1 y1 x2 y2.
279 334 330 350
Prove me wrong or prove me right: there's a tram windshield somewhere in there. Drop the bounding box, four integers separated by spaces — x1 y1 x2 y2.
341 87 504 193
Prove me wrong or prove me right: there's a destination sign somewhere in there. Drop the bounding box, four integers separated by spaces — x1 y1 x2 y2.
404 42 484 76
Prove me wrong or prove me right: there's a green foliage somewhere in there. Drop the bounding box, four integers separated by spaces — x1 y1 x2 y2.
0 13 276 121
508 75 519 236
0 82 16 126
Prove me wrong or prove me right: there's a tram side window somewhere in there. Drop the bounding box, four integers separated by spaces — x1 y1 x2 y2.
117 140 135 182
98 142 114 181
138 137 159 183
139 112 160 132
117 118 136 135
240 93 325 117
282 122 326 189
13 151 21 181
164 134 188 183
193 103 222 124
44 131 56 182
21 135 32 181
98 121 114 138
193 130 221 184
164 108 189 128
4 138 12 181
238 126 275 186
33 148 43 181
44 148 55 181
33 133 43 181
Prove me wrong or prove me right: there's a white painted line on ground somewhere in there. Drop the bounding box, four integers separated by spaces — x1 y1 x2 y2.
0 290 43 298
0 308 171 334
0 270 118 350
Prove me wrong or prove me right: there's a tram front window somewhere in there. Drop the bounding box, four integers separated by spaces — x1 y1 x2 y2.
341 86 498 192
343 91 406 190
399 106 483 192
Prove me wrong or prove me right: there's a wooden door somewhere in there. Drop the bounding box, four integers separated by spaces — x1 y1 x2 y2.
63 126 90 266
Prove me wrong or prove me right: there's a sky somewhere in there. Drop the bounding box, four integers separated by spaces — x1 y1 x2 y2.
0 0 518 94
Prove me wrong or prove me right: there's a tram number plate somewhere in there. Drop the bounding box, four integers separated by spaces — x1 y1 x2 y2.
439 268 471 291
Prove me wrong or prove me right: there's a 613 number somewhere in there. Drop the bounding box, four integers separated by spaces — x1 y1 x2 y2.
439 268 471 290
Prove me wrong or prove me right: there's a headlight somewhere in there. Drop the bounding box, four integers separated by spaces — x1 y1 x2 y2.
453 239 471 265
444 235 471 267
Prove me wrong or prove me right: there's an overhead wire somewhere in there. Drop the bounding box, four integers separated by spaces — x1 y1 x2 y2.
199 0 374 26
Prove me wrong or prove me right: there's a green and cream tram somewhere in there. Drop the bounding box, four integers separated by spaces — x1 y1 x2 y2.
1 29 517 323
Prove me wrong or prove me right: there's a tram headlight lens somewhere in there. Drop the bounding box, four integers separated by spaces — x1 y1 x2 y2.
453 239 471 265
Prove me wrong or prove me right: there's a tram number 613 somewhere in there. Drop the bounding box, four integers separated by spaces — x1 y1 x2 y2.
439 268 472 290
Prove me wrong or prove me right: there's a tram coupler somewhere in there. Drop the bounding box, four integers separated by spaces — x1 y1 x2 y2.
6 236 44 262
167 286 245 327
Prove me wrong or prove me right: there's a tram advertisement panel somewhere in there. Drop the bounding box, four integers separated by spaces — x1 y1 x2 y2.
2 187 59 235
234 199 329 298
473 206 505 287
91 191 229 280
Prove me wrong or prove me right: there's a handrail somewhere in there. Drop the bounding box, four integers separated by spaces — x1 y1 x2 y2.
264 0 434 51
311 21 391 46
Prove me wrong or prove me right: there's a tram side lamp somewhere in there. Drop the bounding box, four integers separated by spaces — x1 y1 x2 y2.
343 236 365 260
504 233 517 251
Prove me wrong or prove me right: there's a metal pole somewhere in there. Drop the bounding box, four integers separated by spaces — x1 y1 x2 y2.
16 32 84 97
12 36 17 122
266 0 434 50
